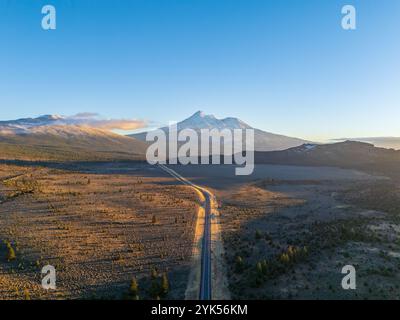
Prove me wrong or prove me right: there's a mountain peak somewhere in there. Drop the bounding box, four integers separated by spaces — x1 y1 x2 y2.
193 110 205 117
130 110 309 151
190 110 216 119
0 114 65 128
37 114 64 121
176 111 254 131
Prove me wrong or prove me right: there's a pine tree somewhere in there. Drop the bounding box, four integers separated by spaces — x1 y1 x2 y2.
279 253 290 264
235 256 244 272
256 262 263 275
150 279 160 299
161 273 169 297
261 260 268 275
151 267 158 280
129 278 139 299
23 289 30 300
6 242 16 262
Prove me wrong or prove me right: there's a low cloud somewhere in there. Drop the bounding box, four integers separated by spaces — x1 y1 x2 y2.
66 114 147 131
0 113 148 135
70 112 100 119
88 119 147 130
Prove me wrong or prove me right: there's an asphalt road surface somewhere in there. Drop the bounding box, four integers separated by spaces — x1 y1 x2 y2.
158 164 212 300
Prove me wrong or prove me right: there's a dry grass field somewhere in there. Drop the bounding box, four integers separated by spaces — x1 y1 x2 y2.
0 163 199 300
2 161 399 300
165 164 400 299
218 178 400 300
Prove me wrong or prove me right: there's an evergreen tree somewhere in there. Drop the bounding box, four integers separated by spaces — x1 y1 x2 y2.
256 262 263 275
150 279 160 299
235 256 244 272
23 289 30 300
151 267 158 280
6 242 16 262
129 278 139 299
161 273 169 297
261 260 268 275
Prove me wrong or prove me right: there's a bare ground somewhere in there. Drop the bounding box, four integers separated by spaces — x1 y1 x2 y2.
218 179 400 299
0 163 199 300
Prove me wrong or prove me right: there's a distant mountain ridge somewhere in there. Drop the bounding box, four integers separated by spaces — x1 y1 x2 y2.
332 137 400 150
130 111 310 152
0 115 147 161
0 115 66 134
254 140 400 178
2 113 399 173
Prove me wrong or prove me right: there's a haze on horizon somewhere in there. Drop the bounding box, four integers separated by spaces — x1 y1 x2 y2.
0 0 399 142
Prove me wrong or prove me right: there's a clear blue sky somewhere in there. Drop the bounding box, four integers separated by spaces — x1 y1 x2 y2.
0 0 399 141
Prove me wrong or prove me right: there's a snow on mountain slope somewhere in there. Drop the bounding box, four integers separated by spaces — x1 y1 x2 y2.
130 111 309 151
175 111 252 131
0 115 64 134
0 115 148 161
0 113 146 134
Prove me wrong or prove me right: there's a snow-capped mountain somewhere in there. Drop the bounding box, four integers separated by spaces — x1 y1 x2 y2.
130 111 310 151
0 115 66 134
176 111 252 131
0 114 64 126
0 115 147 161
